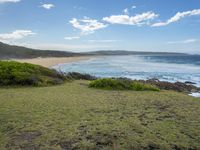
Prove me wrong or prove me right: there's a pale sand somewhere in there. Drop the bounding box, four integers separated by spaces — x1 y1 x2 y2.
14 56 92 67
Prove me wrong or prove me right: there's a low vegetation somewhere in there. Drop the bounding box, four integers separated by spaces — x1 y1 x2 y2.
0 80 199 149
89 78 160 91
0 61 65 86
66 72 97 81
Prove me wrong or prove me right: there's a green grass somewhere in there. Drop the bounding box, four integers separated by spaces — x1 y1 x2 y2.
0 80 200 149
89 78 160 91
0 61 65 86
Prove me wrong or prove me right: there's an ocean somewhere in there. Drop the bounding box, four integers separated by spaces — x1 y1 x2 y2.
53 54 200 96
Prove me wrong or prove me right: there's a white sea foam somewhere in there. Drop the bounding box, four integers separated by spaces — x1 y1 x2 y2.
189 93 200 98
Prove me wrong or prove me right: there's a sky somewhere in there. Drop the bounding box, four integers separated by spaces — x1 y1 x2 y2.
0 0 200 54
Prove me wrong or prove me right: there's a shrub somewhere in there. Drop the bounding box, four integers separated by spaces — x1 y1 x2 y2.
131 81 160 91
0 61 66 86
65 72 97 80
89 78 160 91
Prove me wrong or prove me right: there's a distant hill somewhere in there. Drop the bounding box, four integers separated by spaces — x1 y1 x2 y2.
85 50 188 56
0 42 188 59
0 42 79 59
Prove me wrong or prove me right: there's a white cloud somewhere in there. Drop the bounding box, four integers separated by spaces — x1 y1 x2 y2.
64 36 80 40
152 9 200 27
132 5 136 9
0 30 36 42
41 3 54 10
69 17 107 35
123 8 129 15
0 0 20 3
167 39 198 44
103 11 158 26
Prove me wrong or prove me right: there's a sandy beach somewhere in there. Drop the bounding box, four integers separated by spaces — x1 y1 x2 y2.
14 56 92 68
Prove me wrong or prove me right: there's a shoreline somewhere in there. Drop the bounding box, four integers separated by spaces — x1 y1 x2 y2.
9 56 200 98
13 56 93 68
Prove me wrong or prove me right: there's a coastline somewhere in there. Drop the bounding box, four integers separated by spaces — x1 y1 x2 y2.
10 56 200 98
13 56 93 68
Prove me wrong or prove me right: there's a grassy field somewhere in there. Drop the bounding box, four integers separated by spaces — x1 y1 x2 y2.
0 80 200 150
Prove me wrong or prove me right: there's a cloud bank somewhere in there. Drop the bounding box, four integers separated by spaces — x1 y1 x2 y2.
0 30 36 42
0 0 20 3
69 17 107 35
167 39 198 44
103 11 158 26
152 9 200 27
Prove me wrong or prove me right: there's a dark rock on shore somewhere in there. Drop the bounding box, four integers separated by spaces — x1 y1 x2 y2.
140 79 200 93
185 81 196 85
63 72 200 93
110 77 199 93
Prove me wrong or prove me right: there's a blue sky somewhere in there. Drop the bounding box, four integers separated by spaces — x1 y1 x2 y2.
0 0 200 54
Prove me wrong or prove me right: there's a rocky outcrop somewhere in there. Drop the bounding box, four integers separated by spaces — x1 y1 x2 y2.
139 79 200 93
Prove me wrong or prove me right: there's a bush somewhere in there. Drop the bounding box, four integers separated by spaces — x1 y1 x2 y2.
89 78 160 91
0 61 66 86
131 81 160 91
65 72 97 80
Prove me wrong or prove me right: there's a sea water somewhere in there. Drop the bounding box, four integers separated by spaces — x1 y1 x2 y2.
53 55 200 97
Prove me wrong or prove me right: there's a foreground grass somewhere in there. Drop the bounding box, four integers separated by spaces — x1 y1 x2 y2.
0 81 200 150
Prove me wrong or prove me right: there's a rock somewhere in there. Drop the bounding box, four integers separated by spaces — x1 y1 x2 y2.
140 79 200 93
148 78 160 82
185 81 196 85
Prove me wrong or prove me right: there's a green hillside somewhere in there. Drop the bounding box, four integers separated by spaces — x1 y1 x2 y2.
0 42 78 59
0 61 65 86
